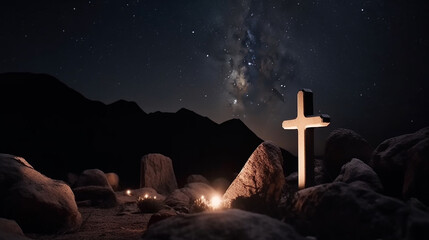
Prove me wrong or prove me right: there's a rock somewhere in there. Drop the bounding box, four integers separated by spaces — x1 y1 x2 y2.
370 127 429 203
71 169 117 208
223 142 285 205
324 128 373 181
314 158 327 185
105 172 119 191
147 208 178 228
143 209 305 240
285 172 298 187
140 154 178 195
0 218 30 240
74 169 112 189
164 183 216 211
186 174 209 185
66 173 78 186
73 186 117 208
181 182 216 200
334 158 383 192
0 154 81 233
165 189 191 211
407 198 429 213
288 182 429 240
403 137 429 204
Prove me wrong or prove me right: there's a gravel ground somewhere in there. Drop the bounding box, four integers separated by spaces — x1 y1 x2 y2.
27 191 153 240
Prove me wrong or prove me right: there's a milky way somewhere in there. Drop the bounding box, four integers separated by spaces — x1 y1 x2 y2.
222 0 297 117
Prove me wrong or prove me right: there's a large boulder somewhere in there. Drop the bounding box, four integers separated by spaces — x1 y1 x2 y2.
165 182 216 211
0 218 30 240
71 169 117 208
370 127 429 203
73 186 117 208
143 209 305 240
186 174 209 185
223 142 285 205
74 169 112 189
0 154 81 233
140 154 178 195
287 182 429 240
147 208 178 228
334 158 383 192
324 129 373 181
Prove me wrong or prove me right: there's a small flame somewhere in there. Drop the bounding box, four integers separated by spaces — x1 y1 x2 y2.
126 189 132 196
154 196 157 199
144 194 149 199
210 195 222 210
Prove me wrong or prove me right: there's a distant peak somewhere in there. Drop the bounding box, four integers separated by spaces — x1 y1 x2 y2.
108 99 146 115
0 72 91 105
0 72 70 88
220 118 262 141
176 108 195 114
220 118 244 126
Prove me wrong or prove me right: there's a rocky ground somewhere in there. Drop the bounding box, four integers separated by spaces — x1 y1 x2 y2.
27 193 152 240
2 127 429 240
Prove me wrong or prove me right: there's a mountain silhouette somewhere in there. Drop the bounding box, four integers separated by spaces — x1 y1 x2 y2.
0 72 296 188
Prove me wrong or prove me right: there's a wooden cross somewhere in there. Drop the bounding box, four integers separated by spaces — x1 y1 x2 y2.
282 89 330 189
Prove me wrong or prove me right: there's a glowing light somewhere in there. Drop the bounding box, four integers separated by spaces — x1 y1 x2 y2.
144 194 149 199
210 195 222 210
201 195 205 200
154 196 157 199
126 189 132 196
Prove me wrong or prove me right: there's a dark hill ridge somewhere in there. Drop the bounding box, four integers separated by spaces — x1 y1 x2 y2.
0 72 297 187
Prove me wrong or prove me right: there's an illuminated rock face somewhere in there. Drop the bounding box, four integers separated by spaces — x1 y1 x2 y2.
140 153 178 195
223 142 285 204
0 154 82 233
105 172 119 191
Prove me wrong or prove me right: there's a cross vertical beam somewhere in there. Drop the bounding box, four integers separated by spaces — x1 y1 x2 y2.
282 89 330 189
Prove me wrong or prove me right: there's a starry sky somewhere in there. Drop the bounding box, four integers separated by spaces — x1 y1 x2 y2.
1 0 428 155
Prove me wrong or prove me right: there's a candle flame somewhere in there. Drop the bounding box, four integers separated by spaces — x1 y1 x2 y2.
210 195 222 210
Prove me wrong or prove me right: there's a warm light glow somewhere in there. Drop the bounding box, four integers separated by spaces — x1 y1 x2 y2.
201 195 205 200
153 196 157 199
126 189 132 196
210 195 222 209
144 194 149 199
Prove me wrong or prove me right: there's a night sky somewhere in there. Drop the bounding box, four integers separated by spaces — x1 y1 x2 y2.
1 0 428 155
